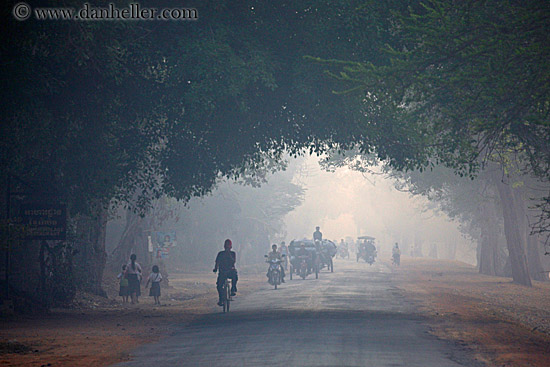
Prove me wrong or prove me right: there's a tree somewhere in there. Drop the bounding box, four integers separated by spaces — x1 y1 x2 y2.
317 0 550 285
2 0 385 301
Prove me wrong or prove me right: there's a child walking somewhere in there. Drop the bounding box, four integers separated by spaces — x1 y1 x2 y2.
118 265 129 304
146 265 163 305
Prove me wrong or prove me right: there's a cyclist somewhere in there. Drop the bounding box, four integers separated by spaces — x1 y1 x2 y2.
213 239 238 306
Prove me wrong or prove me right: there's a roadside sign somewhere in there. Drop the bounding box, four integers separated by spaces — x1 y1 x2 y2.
155 231 177 248
20 203 67 240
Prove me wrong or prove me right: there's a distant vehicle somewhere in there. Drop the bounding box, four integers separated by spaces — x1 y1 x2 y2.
337 243 350 259
288 239 319 279
315 239 337 272
357 236 377 265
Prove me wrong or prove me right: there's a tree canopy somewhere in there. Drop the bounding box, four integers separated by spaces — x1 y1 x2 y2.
1 0 377 216
316 0 550 235
2 0 548 230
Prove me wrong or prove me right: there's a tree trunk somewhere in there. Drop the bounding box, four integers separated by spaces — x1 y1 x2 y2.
444 235 457 260
111 209 146 268
518 193 548 282
527 235 546 281
478 201 501 276
90 208 108 296
413 233 423 257
493 174 532 286
479 235 496 275
74 207 108 296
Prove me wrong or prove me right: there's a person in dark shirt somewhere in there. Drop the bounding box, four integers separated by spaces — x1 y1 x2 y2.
313 226 323 242
213 239 238 306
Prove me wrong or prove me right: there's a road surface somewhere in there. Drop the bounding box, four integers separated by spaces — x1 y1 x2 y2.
113 260 481 367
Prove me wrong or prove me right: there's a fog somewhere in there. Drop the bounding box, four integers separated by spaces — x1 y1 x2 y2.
282 155 475 263
105 153 476 272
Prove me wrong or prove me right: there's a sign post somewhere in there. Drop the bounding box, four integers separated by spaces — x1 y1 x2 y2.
3 173 66 301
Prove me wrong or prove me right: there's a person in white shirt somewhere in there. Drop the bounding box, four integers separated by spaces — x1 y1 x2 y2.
146 265 163 305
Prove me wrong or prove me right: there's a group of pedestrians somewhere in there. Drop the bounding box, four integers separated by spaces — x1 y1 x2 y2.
117 254 163 305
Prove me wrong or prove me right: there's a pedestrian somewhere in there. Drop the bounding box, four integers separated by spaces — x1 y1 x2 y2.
146 265 163 305
126 254 142 304
117 264 129 304
278 241 288 270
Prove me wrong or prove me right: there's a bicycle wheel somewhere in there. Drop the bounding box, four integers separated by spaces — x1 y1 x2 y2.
222 285 227 313
222 281 228 313
225 280 231 312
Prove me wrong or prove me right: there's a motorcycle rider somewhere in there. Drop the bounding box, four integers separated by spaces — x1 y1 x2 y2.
365 240 377 261
314 239 326 268
213 239 238 306
296 243 313 274
266 244 285 282
339 239 349 258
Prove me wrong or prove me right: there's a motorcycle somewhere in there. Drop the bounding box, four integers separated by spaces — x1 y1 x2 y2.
365 249 376 265
337 246 349 259
265 255 284 289
298 255 309 279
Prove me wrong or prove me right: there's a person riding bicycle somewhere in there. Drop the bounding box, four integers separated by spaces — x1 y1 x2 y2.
313 226 323 242
213 239 238 306
266 244 285 282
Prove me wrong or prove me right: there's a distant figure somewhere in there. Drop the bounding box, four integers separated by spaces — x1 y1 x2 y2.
213 239 238 306
339 239 349 259
126 254 142 304
313 226 323 242
392 243 401 266
278 241 289 270
117 264 129 304
146 265 163 305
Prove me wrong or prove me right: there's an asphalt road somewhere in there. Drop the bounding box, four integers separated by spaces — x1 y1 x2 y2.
113 260 480 367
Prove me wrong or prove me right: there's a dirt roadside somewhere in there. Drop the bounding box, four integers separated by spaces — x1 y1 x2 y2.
2 259 550 366
0 268 266 367
391 258 550 367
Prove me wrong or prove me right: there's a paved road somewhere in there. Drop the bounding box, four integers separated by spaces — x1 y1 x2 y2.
114 260 480 367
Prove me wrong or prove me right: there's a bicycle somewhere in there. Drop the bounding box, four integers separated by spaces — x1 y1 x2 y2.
221 277 232 313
